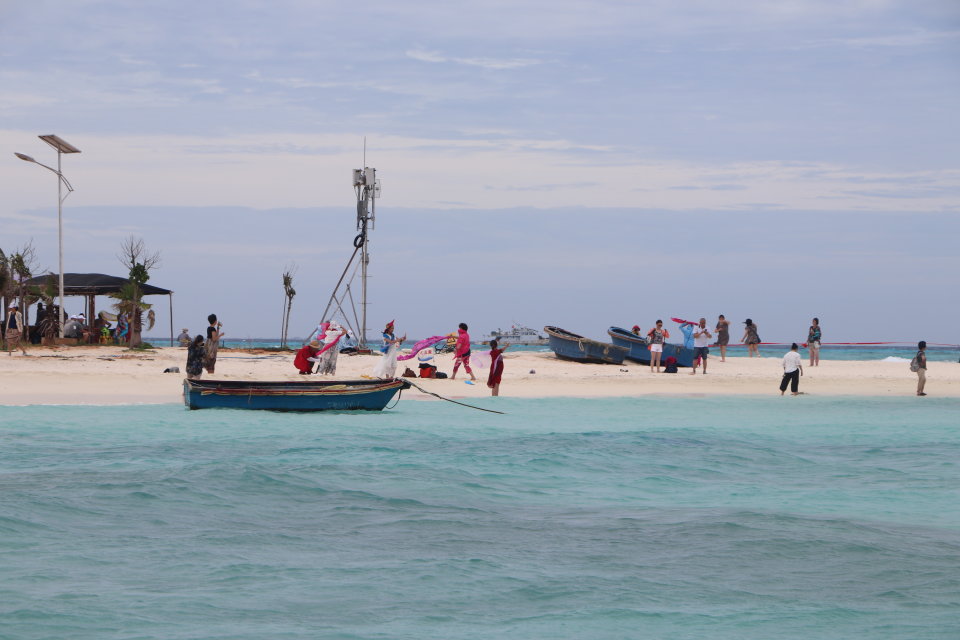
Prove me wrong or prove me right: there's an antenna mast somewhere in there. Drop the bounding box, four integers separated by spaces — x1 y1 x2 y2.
317 145 381 349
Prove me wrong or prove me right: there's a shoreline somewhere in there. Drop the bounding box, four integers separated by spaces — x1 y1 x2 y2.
1 346 957 406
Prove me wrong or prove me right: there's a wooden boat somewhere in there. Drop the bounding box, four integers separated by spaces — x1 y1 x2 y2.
183 378 410 411
543 326 628 364
607 326 696 367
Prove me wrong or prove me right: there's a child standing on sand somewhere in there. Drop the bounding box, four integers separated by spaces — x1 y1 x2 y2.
451 322 476 381
487 339 508 396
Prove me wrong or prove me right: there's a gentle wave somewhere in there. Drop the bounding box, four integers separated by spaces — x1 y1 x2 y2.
1 398 958 639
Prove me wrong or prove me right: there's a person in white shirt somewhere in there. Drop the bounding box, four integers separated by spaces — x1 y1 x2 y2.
780 343 804 395
690 318 712 375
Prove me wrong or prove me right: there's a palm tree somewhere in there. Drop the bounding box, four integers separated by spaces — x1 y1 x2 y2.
117 237 160 348
281 266 296 348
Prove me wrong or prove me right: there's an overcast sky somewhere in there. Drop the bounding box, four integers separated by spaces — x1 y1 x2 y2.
2 1 958 344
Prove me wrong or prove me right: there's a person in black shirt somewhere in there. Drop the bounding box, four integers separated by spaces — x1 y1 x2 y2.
204 314 224 374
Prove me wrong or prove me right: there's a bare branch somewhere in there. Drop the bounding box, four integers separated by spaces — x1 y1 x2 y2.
118 235 161 270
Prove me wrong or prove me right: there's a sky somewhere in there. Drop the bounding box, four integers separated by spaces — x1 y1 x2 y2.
2 0 959 344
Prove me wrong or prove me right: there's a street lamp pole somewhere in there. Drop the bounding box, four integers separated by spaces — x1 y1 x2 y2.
14 135 81 338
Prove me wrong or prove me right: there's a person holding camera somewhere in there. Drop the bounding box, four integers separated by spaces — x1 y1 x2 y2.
204 314 224 374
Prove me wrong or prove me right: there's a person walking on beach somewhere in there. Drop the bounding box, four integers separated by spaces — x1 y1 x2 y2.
4 303 28 356
807 318 822 366
742 319 761 357
691 318 712 375
647 320 670 372
204 314 224 375
487 339 508 396
913 341 928 396
451 322 476 381
186 335 206 380
177 328 192 347
715 314 730 361
779 343 803 395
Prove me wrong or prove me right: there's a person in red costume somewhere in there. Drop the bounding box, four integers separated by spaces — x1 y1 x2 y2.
294 340 321 375
487 339 509 396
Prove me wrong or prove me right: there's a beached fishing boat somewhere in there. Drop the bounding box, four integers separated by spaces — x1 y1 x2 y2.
183 378 410 411
607 326 696 367
544 326 628 364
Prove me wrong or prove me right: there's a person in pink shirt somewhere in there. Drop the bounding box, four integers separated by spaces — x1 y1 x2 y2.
451 322 476 381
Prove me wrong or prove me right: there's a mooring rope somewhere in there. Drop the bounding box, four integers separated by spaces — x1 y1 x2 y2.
405 379 505 415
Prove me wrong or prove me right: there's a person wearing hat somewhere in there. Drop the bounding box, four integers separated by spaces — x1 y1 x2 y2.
741 318 761 357
630 325 642 336
4 302 28 356
294 340 322 375
177 328 192 347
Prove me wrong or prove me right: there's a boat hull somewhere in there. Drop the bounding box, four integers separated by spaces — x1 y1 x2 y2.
544 326 628 364
607 327 696 367
183 378 409 411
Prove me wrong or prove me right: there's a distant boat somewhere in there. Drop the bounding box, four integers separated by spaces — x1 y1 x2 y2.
607 326 696 367
544 326 628 364
484 324 548 345
183 378 410 411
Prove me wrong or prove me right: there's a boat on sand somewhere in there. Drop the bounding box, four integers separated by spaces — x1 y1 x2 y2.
607 326 695 367
544 326 627 365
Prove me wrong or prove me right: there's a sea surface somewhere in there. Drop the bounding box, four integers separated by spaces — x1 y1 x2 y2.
1 397 958 639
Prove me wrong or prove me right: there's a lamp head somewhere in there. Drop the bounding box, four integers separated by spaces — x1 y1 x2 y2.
14 152 36 163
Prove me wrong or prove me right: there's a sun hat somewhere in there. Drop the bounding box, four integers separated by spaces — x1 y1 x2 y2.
631 325 640 331
309 340 320 348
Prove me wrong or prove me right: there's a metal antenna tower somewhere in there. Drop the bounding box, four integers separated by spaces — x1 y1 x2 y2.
319 164 380 348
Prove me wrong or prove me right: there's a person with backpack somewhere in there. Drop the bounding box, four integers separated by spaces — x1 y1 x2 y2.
912 341 928 396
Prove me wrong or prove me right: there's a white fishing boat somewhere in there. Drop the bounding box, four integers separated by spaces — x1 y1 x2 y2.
484 324 548 346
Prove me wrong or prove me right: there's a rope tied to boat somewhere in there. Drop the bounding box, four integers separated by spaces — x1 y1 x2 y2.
405 379 505 415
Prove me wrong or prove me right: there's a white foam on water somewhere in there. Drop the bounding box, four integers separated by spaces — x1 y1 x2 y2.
881 356 910 362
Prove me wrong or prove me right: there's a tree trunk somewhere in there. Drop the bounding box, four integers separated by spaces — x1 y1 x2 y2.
284 296 293 348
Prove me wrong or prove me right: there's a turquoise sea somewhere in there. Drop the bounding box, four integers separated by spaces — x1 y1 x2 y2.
1 397 958 639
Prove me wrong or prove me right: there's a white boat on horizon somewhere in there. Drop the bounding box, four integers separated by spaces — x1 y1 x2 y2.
483 324 548 345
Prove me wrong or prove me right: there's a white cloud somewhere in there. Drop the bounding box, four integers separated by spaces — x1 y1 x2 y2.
406 49 542 70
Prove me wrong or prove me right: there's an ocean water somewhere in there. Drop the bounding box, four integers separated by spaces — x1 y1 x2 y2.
1 396 958 639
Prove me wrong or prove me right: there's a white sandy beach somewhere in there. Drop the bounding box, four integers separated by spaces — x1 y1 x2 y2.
0 345 956 405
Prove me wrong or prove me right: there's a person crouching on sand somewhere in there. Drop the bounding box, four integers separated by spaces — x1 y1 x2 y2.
780 343 803 395
294 340 321 375
487 339 508 396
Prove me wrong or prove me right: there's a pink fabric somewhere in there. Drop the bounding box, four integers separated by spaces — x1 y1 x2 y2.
397 336 447 361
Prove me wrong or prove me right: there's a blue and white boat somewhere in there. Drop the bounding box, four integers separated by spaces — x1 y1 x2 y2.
183 378 410 411
607 326 696 367
544 326 628 365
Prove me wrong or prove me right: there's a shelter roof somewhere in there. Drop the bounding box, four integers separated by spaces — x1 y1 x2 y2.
23 273 172 296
